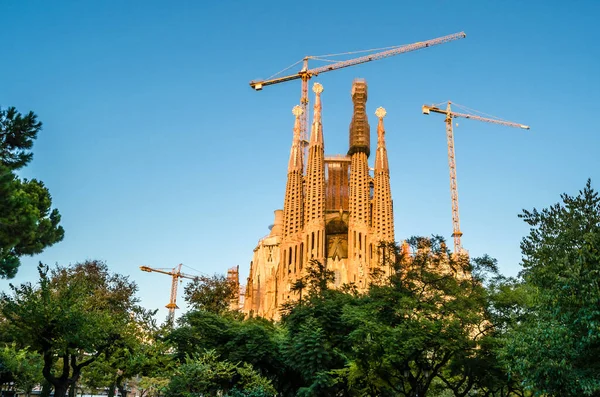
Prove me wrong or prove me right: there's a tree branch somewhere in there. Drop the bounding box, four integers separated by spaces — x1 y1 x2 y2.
42 350 58 384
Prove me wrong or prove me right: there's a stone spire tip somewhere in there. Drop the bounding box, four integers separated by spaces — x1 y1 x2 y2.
313 82 324 94
375 107 386 119
292 105 303 117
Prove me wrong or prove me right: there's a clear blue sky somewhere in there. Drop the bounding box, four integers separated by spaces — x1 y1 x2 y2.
1 1 599 322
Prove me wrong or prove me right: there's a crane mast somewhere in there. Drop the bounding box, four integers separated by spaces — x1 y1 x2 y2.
422 101 530 254
250 32 466 161
444 103 462 254
140 264 199 325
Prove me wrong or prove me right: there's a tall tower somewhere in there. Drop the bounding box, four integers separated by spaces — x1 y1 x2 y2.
347 79 371 288
372 107 395 265
372 107 394 242
281 106 305 282
304 83 326 263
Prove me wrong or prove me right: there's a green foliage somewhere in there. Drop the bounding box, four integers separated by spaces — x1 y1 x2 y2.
81 334 174 397
137 376 170 397
338 236 492 397
501 180 600 396
0 106 64 279
174 248 517 396
0 107 41 170
183 274 238 315
280 260 358 395
0 261 149 397
225 387 274 397
303 259 336 297
168 310 285 392
0 344 43 392
165 350 275 397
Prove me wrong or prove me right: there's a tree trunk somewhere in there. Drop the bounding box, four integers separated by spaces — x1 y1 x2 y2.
108 382 116 397
53 383 69 397
117 382 128 397
40 381 52 397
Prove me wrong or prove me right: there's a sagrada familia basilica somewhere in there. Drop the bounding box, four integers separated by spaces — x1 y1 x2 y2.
241 79 396 318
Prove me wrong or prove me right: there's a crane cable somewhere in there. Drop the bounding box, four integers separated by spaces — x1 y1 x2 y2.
312 43 410 58
264 43 410 81
433 100 450 108
150 265 208 277
430 101 510 123
452 102 507 122
182 264 209 277
265 58 305 81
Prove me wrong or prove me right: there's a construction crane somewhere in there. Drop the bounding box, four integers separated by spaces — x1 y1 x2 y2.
250 31 466 157
140 264 199 324
422 101 530 254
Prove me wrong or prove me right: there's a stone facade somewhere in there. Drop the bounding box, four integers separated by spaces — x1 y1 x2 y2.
243 79 395 319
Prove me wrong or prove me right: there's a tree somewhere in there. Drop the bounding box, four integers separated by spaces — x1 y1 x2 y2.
340 237 494 397
137 376 170 397
183 274 238 315
0 261 149 397
429 256 533 397
165 350 276 397
0 345 44 397
276 246 505 396
80 329 174 397
168 310 286 393
501 180 600 396
280 260 357 396
0 106 64 279
179 271 355 395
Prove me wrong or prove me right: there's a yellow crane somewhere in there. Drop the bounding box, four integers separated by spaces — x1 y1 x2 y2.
422 101 530 254
250 32 466 156
140 264 199 324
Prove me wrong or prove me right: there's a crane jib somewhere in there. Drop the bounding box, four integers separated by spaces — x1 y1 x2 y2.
249 31 466 91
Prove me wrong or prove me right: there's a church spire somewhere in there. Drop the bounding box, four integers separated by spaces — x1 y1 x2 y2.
375 107 389 172
372 107 395 244
280 105 305 291
348 79 370 157
288 105 303 172
347 79 371 288
304 83 326 261
282 106 304 239
310 83 324 144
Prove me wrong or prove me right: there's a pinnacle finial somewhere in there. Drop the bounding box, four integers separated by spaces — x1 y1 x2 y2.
292 105 303 117
375 107 386 119
313 83 324 94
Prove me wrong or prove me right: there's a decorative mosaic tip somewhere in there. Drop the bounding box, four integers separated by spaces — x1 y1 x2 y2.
292 105 303 117
375 107 386 119
313 83 324 94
